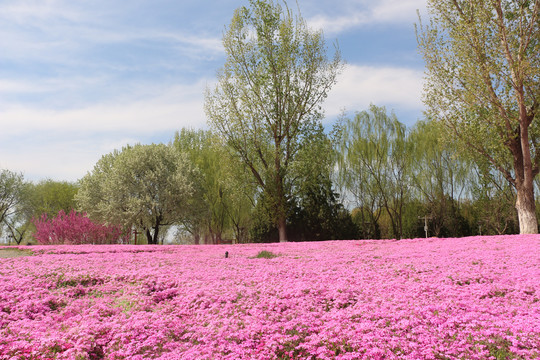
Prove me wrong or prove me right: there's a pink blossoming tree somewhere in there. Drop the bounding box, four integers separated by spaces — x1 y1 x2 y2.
32 209 125 245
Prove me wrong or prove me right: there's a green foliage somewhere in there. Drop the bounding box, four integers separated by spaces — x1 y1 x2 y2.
205 0 343 242
335 105 409 239
0 169 24 225
26 180 78 219
76 144 201 244
249 126 356 242
289 178 358 241
173 129 256 244
468 170 519 235
408 120 473 237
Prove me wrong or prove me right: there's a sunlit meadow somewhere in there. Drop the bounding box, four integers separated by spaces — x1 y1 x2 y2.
0 235 539 359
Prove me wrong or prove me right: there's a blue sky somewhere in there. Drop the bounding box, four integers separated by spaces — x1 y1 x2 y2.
0 0 427 182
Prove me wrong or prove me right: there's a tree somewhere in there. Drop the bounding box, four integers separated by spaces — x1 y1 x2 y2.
252 126 357 242
417 0 540 233
173 129 256 244
26 180 78 219
205 0 342 242
0 170 27 244
290 125 357 241
408 120 472 237
76 144 200 244
469 164 519 234
335 105 410 239
0 170 24 227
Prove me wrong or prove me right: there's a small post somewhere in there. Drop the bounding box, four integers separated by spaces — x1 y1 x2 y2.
225 251 229 258
418 216 431 238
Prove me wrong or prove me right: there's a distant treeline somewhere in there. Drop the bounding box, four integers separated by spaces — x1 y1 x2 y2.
0 113 531 244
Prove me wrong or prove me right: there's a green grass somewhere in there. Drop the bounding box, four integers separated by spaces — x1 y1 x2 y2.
253 250 280 259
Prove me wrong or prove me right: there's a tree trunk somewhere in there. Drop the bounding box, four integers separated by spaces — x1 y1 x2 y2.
515 185 538 234
278 216 288 243
511 115 538 234
153 225 160 245
145 229 153 244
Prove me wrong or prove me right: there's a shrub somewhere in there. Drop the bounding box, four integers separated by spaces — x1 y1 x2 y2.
32 210 125 245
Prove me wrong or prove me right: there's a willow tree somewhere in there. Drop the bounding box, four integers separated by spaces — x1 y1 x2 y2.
417 0 540 233
205 0 342 242
336 105 409 239
173 129 256 244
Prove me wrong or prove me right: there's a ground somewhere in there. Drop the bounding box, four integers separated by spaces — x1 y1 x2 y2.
0 235 539 359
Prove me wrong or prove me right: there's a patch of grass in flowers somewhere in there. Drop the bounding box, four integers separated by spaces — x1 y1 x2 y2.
275 326 312 359
0 247 34 258
480 289 508 299
114 298 138 313
56 274 104 288
479 336 517 360
46 298 66 311
253 250 280 259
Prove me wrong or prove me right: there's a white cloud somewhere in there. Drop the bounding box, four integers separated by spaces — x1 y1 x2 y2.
0 0 84 24
323 64 424 118
307 0 427 33
0 80 210 181
0 80 208 136
0 139 120 182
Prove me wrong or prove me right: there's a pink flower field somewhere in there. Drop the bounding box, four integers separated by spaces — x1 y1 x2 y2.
0 235 539 359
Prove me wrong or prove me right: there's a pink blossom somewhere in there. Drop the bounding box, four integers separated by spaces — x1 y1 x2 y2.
0 235 538 359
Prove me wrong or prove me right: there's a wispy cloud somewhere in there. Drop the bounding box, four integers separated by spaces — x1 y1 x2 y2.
0 80 209 181
307 0 427 33
0 0 223 66
0 80 208 136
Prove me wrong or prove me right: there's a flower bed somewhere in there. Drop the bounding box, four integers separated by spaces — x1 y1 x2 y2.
0 235 539 359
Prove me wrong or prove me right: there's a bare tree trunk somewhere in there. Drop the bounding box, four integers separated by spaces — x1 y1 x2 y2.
275 153 288 243
512 121 538 234
515 185 538 234
278 216 288 243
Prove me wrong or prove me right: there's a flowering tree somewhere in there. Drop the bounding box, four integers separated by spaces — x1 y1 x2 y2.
32 210 124 245
76 144 200 245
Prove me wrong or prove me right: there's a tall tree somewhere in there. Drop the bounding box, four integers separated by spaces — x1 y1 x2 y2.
0 170 24 227
76 144 200 244
205 0 342 242
417 0 540 233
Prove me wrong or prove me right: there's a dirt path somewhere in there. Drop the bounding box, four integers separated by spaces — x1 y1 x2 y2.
0 248 33 258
